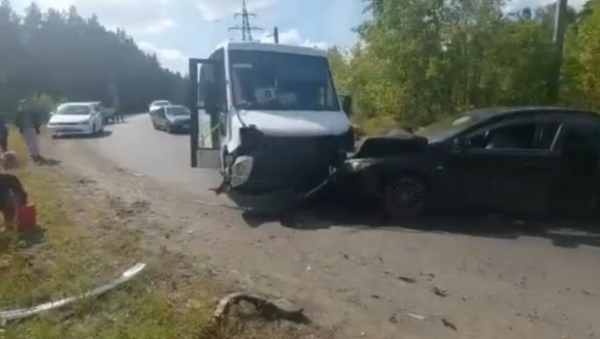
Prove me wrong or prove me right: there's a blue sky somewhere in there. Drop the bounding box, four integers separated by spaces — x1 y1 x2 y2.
11 0 589 74
12 0 368 74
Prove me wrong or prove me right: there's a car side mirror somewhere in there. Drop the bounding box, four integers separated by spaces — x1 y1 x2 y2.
341 95 353 116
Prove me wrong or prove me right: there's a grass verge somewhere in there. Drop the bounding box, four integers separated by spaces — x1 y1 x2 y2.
0 131 304 339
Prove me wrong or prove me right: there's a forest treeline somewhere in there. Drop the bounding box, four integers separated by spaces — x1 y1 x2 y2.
2 0 599 129
329 0 600 132
0 0 186 118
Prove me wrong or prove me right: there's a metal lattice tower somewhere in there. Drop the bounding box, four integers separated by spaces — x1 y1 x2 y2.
228 0 263 41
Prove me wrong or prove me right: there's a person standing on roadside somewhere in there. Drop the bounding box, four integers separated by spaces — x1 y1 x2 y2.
0 115 8 153
113 97 124 123
14 99 43 163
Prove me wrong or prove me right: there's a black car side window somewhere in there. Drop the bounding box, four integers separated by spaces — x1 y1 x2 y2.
556 124 600 152
466 123 538 150
534 123 561 150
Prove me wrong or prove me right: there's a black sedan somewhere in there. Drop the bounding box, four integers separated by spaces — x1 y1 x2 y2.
341 107 600 219
150 105 191 133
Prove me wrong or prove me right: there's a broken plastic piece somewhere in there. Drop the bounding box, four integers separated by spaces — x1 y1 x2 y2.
0 263 146 323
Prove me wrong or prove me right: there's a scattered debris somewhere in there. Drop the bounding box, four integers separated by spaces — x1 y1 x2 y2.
213 293 306 324
0 263 146 323
432 286 449 297
398 276 416 284
388 313 398 324
407 313 426 321
377 256 383 264
442 318 457 331
370 295 380 299
583 290 592 296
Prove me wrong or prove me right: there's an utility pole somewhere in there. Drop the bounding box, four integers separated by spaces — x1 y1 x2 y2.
274 26 279 43
548 0 568 103
228 0 263 41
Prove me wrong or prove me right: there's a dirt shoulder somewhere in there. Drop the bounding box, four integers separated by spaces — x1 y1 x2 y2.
46 134 600 339
0 134 322 339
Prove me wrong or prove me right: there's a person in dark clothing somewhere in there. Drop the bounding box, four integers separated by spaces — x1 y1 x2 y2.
14 99 43 163
113 98 124 123
0 173 28 210
0 115 8 153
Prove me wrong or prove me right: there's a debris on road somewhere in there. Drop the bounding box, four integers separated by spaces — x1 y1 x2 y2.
0 263 146 324
398 276 417 284
442 318 458 331
432 286 449 297
407 313 426 321
213 292 306 324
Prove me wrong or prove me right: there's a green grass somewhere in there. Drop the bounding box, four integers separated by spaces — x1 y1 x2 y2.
0 130 299 339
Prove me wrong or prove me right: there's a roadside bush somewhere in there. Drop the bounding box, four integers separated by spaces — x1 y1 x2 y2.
26 93 57 123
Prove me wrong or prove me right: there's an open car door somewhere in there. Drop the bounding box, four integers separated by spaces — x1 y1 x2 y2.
189 58 221 169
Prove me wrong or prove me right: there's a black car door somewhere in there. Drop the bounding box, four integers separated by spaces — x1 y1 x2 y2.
440 118 561 215
549 117 600 217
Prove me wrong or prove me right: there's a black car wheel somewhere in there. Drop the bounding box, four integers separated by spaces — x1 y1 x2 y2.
152 120 158 130
383 176 427 218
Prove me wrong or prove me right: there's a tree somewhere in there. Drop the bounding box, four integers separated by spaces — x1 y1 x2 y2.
0 0 186 116
327 0 599 132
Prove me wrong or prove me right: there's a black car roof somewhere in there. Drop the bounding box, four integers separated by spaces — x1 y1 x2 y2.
466 106 598 122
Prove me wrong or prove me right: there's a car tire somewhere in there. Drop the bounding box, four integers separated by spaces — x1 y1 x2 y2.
152 120 158 130
382 175 428 219
166 125 173 134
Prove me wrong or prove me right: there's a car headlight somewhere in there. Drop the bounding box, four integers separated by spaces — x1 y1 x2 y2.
344 158 377 172
230 156 254 188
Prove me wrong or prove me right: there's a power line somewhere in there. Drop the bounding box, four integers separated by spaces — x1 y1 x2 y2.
228 0 263 41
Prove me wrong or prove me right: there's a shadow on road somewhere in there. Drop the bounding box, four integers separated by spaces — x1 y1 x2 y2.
241 193 600 249
54 130 113 139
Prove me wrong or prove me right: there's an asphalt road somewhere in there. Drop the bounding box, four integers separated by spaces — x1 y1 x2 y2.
59 112 600 339
84 113 231 205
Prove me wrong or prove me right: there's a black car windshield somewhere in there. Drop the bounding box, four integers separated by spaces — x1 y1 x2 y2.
415 114 482 143
229 50 339 111
167 107 190 116
56 105 91 115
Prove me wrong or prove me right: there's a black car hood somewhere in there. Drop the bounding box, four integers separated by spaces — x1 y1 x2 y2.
353 128 429 158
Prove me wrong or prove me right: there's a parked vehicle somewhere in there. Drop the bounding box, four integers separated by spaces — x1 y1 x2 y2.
149 100 170 113
47 102 104 137
189 41 353 196
341 107 600 219
150 105 191 133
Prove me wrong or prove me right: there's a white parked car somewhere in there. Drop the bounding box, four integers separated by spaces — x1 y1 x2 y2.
148 100 171 113
47 102 104 137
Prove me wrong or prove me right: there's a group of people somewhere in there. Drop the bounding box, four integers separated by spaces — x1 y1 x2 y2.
0 99 44 164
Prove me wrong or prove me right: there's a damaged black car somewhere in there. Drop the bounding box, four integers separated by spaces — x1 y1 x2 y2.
339 107 600 219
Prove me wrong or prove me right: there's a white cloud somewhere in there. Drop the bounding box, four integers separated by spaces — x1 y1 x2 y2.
142 18 175 34
195 0 273 21
138 41 188 74
12 0 174 34
259 29 329 49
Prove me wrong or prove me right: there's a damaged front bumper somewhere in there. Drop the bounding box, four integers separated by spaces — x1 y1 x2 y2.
229 133 351 194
